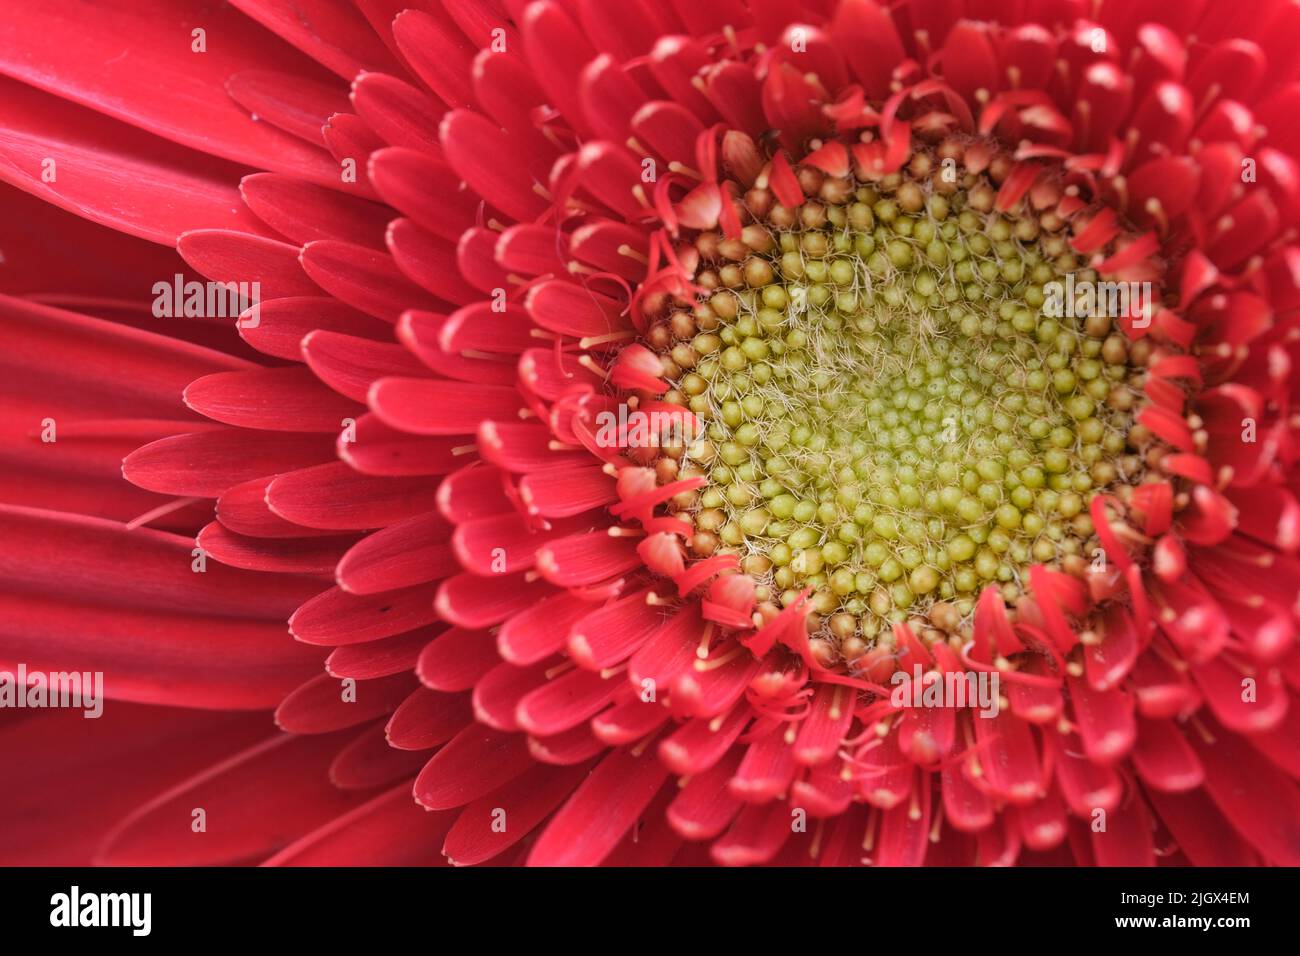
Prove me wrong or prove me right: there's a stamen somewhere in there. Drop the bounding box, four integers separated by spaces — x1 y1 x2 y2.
696 621 716 659
694 645 745 671
618 244 650 265
579 330 637 349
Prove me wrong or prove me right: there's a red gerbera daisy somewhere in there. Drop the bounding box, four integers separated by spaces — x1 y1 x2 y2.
2 0 1299 869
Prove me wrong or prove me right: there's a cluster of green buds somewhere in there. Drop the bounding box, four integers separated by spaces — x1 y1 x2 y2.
641 143 1159 666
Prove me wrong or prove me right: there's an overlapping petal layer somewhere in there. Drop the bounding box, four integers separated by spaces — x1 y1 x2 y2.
1 0 1298 867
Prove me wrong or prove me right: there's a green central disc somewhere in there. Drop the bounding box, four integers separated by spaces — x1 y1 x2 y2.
654 151 1150 661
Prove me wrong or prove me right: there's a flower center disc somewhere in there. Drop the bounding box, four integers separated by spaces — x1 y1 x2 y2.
651 145 1155 663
